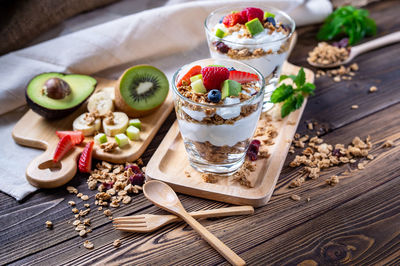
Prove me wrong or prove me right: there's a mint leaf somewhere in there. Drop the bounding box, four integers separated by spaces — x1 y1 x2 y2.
295 94 304 109
301 83 316 95
271 84 293 103
279 74 296 83
281 96 296 118
295 68 306 87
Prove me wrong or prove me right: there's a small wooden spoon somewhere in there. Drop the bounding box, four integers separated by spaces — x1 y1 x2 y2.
143 180 246 266
308 31 400 68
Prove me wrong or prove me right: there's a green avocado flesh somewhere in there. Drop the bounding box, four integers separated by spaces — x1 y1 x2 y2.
119 66 169 111
27 73 96 110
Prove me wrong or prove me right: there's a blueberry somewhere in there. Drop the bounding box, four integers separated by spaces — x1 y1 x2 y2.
266 17 276 27
219 16 225 23
228 67 236 71
208 89 222 103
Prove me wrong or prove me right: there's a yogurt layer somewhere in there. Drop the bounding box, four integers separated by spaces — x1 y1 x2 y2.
178 108 261 147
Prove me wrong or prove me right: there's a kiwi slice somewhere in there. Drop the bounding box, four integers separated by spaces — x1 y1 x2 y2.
115 65 169 117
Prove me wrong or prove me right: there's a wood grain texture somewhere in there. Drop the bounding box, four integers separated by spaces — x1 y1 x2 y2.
1 0 400 265
147 62 314 207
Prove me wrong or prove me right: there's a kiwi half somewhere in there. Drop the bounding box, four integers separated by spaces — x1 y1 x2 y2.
115 65 169 117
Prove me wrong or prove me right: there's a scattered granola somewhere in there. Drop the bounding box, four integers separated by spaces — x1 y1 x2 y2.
66 186 78 194
326 175 339 186
100 142 118 153
83 240 94 249
68 201 76 206
351 105 359 109
72 208 79 214
315 63 359 82
77 193 83 198
84 203 90 208
104 209 112 217
184 171 191 178
113 239 121 248
45 220 53 229
81 195 89 201
290 194 301 201
369 86 378 93
382 140 394 148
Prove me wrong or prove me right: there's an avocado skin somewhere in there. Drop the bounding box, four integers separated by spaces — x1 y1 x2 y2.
25 72 97 119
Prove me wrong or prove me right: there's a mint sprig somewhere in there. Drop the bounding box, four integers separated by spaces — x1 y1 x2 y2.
271 68 315 118
317 5 377 45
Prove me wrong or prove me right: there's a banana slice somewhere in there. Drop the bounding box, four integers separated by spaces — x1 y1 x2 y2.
103 112 129 137
87 92 114 116
97 86 115 101
73 113 101 136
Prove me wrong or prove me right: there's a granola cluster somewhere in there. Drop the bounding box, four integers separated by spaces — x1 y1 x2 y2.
288 135 373 188
316 63 359 82
307 42 350 66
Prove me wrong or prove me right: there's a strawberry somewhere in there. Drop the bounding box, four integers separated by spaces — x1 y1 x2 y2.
177 65 201 86
201 66 230 91
229 70 259 83
56 131 84 145
243 7 264 22
78 141 94 173
53 135 73 162
222 12 246 27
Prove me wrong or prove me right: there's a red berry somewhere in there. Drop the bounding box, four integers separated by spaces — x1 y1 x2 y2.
243 7 264 22
251 139 261 148
177 65 202 86
229 70 259 84
53 135 74 162
78 141 94 173
215 41 229 53
103 182 114 190
129 172 145 186
201 66 229 91
248 151 258 161
222 12 246 27
125 164 141 173
56 131 84 145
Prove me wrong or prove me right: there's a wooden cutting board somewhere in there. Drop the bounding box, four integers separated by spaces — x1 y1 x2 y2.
12 77 173 188
146 62 314 207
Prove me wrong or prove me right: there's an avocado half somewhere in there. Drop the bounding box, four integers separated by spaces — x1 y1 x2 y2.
26 72 97 119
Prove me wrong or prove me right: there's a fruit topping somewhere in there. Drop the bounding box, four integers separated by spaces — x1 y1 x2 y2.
201 66 230 91
53 135 74 162
191 79 207 93
215 41 229 53
222 12 246 27
125 164 141 173
332 38 349 48
103 112 129 137
228 67 236 71
73 112 101 136
189 74 203 83
245 18 264 36
177 65 202 87
221 80 242 99
247 139 260 161
94 133 108 144
215 28 226 38
126 126 140 141
208 89 222 103
115 65 169 117
229 70 259 83
56 131 84 145
129 118 141 130
102 182 114 190
43 78 71 100
264 12 275 19
129 172 145 186
243 7 264 22
78 141 94 173
265 17 276 27
115 133 129 148
87 91 114 116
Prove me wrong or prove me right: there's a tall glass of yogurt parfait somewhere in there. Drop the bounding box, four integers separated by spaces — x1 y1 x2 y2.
172 59 265 174
205 6 295 110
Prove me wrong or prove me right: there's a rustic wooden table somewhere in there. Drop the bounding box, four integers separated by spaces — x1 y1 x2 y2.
1 0 400 265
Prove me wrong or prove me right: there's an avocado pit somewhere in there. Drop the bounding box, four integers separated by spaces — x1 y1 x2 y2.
43 78 71 99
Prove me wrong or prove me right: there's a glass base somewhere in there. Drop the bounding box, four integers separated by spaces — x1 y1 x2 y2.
189 156 245 175
262 82 276 112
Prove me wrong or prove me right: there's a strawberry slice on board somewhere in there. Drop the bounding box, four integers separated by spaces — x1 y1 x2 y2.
229 70 259 84
56 131 84 145
177 65 202 87
79 141 94 173
53 135 74 162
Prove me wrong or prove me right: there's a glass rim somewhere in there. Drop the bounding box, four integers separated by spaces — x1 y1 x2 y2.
171 58 265 108
204 6 296 46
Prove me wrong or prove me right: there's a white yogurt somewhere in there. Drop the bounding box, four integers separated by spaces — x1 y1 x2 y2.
178 108 261 147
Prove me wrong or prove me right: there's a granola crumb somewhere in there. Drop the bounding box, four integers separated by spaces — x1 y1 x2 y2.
383 140 394 148
326 175 339 186
306 197 311 202
307 122 314 130
79 230 87 237
103 209 112 217
369 86 378 93
367 154 374 160
68 201 76 206
72 208 79 214
113 239 121 248
351 105 359 109
83 218 91 225
290 194 301 201
184 171 191 178
357 162 366 170
45 220 53 229
84 203 90 208
81 195 89 201
201 173 219 183
66 186 78 194
76 193 83 198
83 240 94 249
72 220 81 226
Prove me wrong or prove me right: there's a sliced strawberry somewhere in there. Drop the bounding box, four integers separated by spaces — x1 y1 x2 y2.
53 135 73 162
222 12 246 27
243 7 264 22
229 70 259 84
201 66 230 91
177 65 202 86
79 141 94 173
56 131 84 145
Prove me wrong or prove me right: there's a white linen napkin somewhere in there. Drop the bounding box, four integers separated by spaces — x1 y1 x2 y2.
0 0 332 200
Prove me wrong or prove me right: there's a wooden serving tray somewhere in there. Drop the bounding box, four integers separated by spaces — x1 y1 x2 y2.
12 77 173 188
146 62 314 207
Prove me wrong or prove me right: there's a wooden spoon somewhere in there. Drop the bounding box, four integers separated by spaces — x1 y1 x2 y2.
143 180 246 266
308 31 400 68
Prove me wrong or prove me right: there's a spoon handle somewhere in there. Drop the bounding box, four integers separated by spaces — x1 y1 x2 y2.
352 31 400 56
180 212 246 266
